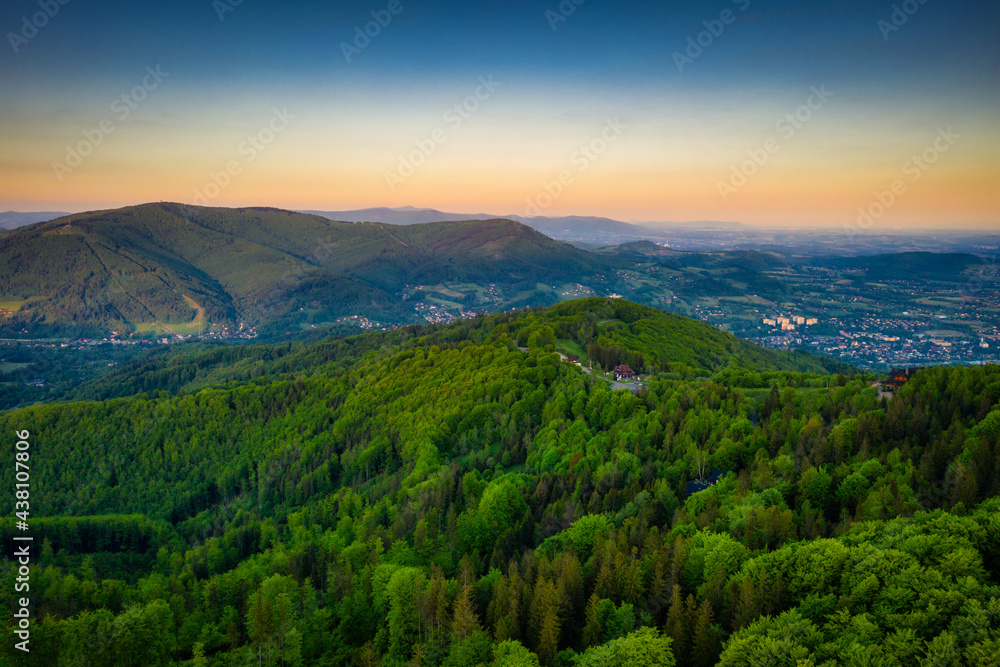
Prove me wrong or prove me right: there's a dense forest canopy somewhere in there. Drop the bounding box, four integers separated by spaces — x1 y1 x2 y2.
1 299 998 666
63 298 849 405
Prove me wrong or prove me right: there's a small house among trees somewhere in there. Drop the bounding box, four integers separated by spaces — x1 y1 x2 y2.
613 364 637 381
884 366 925 390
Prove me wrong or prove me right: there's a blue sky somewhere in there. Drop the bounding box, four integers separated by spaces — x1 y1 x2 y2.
2 0 998 226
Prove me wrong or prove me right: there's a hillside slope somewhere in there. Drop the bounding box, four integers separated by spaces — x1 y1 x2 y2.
827 252 985 282
65 298 850 403
0 203 625 337
0 303 997 665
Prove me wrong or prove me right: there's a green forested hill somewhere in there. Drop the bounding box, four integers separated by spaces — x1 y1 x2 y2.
0 204 626 338
65 298 847 403
827 252 986 282
597 241 681 259
515 299 838 377
1 300 998 666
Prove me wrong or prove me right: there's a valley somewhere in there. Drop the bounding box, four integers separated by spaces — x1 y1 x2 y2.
1 207 997 413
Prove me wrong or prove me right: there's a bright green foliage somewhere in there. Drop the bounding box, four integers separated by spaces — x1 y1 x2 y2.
0 302 998 666
458 478 530 556
718 610 823 666
374 566 427 661
492 640 541 667
576 627 676 667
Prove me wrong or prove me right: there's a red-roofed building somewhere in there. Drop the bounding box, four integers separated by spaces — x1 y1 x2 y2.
613 364 637 381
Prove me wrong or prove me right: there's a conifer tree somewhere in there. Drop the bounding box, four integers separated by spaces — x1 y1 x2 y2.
664 585 688 663
583 593 604 648
691 599 718 667
453 581 482 642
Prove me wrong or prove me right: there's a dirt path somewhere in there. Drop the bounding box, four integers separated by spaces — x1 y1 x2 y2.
181 294 205 332
154 294 204 335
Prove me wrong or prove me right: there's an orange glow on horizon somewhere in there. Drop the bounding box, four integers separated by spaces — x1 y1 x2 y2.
2 110 997 229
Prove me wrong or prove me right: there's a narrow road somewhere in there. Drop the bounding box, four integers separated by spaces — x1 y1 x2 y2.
536 349 646 393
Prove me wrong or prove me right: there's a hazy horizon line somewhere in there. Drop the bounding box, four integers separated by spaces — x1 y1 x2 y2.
2 201 998 234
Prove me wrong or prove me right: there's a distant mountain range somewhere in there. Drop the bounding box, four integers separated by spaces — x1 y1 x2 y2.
2 205 747 243
300 207 747 242
0 203 634 338
0 211 71 229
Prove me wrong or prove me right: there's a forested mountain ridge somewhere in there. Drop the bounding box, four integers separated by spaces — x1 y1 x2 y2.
63 298 848 404
1 299 999 666
827 251 986 282
0 203 627 338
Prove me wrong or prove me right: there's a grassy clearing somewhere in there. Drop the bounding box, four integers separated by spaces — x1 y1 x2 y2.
425 296 463 310
430 285 464 299
556 339 587 362
0 363 30 373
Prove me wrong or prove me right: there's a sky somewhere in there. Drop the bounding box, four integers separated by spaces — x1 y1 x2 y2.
1 0 998 228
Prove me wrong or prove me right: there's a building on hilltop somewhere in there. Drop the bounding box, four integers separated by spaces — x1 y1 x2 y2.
613 364 637 381
882 366 926 391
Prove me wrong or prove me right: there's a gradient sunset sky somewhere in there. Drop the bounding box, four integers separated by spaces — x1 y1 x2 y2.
1 0 998 228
